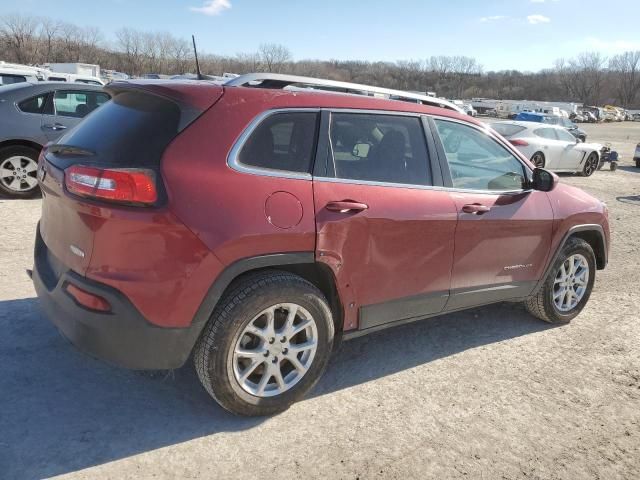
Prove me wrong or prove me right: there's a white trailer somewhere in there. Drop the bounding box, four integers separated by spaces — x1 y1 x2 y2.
46 63 101 78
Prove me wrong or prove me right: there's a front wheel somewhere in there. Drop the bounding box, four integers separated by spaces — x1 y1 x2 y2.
194 271 335 416
581 152 599 177
524 237 596 324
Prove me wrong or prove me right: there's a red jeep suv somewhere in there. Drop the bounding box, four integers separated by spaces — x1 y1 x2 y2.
32 74 610 416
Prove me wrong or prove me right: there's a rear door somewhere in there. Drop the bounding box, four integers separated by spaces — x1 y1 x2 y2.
41 89 110 140
313 111 458 332
431 118 553 310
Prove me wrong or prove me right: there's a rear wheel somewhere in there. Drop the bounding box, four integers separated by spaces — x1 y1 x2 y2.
581 152 598 177
531 152 545 168
524 238 596 324
194 271 335 416
0 146 41 198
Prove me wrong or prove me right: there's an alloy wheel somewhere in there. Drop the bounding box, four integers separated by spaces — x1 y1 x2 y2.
584 154 598 176
0 156 39 192
553 254 590 312
232 303 318 397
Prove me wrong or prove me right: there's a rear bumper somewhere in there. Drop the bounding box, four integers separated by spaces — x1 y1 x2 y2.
32 224 203 370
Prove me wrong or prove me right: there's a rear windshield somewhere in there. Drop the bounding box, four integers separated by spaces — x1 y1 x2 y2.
56 91 180 166
490 123 526 138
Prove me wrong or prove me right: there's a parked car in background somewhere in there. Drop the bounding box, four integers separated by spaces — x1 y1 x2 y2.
0 82 110 197
33 73 609 416
490 121 601 176
514 111 587 142
0 68 39 85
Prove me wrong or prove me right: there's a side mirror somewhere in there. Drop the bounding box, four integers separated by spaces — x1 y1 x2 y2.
531 168 557 192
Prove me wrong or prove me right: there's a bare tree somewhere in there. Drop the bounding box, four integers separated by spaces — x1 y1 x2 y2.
115 27 144 76
0 14 41 63
39 17 61 63
609 51 640 108
258 43 292 73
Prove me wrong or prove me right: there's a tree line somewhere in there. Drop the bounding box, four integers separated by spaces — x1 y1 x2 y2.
2 13 640 108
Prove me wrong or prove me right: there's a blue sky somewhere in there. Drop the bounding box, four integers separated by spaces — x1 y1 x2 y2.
3 0 640 71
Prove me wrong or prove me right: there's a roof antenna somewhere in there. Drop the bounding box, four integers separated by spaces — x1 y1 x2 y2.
192 35 204 80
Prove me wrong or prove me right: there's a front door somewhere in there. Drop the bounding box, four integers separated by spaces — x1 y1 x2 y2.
431 118 554 310
554 127 585 170
313 112 458 332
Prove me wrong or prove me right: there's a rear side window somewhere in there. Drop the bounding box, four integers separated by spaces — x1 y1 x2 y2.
434 119 526 191
56 91 180 166
53 91 110 118
534 128 558 140
490 123 526 138
18 93 49 114
238 112 319 173
328 113 431 186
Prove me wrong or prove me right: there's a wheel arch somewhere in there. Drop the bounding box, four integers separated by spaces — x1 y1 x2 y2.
535 224 607 293
191 252 344 334
0 138 43 154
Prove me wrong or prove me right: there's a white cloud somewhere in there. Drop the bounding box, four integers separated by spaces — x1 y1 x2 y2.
527 14 551 24
190 0 231 16
585 37 640 53
479 15 507 23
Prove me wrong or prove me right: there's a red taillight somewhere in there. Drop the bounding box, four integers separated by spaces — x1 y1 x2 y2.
509 139 529 146
64 165 157 205
65 283 111 312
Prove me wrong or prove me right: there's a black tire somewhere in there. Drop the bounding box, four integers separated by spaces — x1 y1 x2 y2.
531 152 545 168
0 145 41 198
581 152 598 177
194 270 335 416
524 237 596 324
635 159 640 168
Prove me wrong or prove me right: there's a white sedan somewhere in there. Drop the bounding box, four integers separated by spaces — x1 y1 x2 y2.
490 121 602 176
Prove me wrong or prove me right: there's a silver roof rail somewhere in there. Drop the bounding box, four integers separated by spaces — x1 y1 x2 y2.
224 73 465 114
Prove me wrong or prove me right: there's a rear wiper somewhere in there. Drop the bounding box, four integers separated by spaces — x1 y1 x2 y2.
47 144 95 157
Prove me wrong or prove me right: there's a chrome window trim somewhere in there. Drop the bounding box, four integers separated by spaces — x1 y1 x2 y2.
313 175 530 196
227 107 534 196
226 108 321 180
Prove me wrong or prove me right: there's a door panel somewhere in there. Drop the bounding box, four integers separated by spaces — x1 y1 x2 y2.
313 180 458 331
446 190 553 310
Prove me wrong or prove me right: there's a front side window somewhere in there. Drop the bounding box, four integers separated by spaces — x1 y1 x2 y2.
329 113 431 186
53 91 110 118
18 93 49 114
434 119 526 191
238 112 319 173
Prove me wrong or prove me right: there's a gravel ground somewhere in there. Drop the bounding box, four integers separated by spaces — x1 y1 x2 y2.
1 122 639 480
